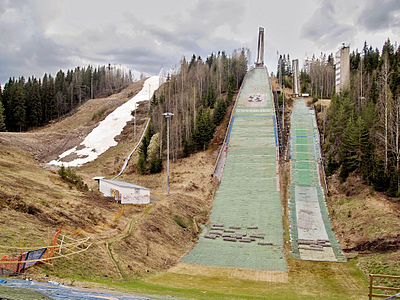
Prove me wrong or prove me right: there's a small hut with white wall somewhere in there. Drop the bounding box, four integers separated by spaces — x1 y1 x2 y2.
93 177 150 204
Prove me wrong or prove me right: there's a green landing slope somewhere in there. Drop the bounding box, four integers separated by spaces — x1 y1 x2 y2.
183 67 286 272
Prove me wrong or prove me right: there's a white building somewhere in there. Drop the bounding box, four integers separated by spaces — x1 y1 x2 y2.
93 177 150 204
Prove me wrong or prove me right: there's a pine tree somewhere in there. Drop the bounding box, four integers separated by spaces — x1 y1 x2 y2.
13 78 26 131
193 107 215 150
206 83 216 108
2 78 15 130
227 82 234 104
213 98 227 125
41 74 49 123
47 75 57 120
0 86 5 131
338 117 358 181
29 79 42 127
137 152 147 174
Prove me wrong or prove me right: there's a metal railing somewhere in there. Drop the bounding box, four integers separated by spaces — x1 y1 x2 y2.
112 118 150 180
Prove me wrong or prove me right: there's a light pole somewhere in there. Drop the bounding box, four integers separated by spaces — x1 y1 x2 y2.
163 112 174 195
134 103 137 140
282 85 285 133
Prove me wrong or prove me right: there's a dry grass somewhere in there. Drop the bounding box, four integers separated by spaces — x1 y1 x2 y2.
1 77 395 299
0 144 147 280
169 263 289 283
0 80 144 163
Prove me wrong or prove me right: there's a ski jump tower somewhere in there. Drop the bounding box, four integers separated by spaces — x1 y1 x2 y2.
255 27 264 67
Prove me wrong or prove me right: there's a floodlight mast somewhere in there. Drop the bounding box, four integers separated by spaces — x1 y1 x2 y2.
134 104 137 140
163 112 174 195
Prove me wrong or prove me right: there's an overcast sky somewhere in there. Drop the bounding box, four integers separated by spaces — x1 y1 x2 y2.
1 0 400 85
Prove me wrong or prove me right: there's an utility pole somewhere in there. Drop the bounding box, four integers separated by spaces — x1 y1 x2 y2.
91 75 94 99
321 86 324 144
282 85 285 133
278 56 283 90
163 112 174 195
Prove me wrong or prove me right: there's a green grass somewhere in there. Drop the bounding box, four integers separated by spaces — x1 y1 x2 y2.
356 250 400 287
50 261 366 300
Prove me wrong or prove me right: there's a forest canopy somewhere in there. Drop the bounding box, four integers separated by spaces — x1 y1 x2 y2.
0 64 134 131
323 40 400 196
149 49 248 161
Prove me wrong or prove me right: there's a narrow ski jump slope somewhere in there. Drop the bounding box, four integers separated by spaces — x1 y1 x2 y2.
49 76 161 167
289 99 346 262
183 67 287 272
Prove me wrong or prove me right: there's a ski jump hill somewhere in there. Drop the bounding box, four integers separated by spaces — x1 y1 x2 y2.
182 67 287 280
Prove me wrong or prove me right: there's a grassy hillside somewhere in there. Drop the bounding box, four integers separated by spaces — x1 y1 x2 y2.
310 96 400 286
2 78 397 299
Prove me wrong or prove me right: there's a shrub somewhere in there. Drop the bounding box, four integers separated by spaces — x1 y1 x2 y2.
91 108 106 121
58 165 88 191
149 157 162 174
174 216 189 229
137 153 147 174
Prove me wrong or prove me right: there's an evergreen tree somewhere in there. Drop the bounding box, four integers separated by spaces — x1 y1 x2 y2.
41 74 49 123
369 76 378 104
149 156 162 173
2 78 15 130
13 78 26 131
213 98 227 125
47 75 57 120
206 83 216 108
140 121 155 161
29 79 42 127
137 152 147 174
226 81 234 104
0 86 5 131
193 107 215 150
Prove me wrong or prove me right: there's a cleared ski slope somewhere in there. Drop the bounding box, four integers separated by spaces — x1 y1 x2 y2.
49 76 160 167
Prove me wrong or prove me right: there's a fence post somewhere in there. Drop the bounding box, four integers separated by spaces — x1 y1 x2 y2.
369 274 373 300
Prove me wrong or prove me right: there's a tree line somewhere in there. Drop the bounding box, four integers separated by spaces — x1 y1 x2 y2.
276 53 293 89
0 64 133 131
149 49 248 162
324 39 400 196
301 53 335 97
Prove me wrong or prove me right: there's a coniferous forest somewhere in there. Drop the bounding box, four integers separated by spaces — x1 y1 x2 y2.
0 65 133 131
323 40 400 196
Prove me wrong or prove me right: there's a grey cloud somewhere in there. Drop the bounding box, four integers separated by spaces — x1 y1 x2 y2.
357 0 400 31
99 47 174 74
1 0 245 83
301 0 355 49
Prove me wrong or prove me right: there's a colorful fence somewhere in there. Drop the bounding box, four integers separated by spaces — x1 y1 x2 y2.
0 228 91 275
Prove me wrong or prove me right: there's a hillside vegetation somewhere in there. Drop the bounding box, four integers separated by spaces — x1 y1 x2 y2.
150 50 248 160
0 80 144 163
0 64 134 132
324 40 400 197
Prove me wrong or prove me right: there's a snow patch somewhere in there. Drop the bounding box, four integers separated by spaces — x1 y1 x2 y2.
48 76 161 167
